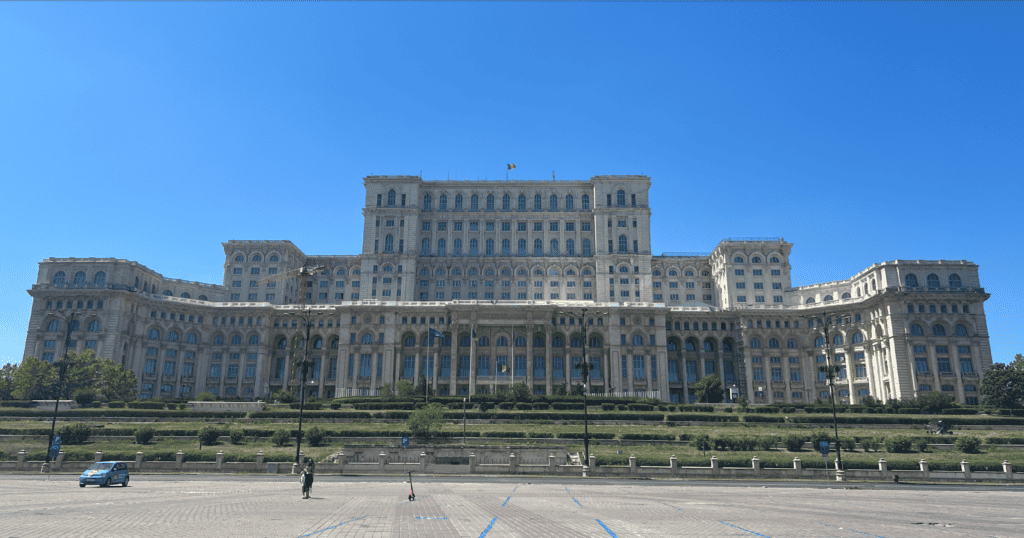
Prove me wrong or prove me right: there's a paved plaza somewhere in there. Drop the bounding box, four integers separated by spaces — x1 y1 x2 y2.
2 474 1022 537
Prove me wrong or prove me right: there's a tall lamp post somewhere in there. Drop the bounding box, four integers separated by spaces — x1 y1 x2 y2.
42 311 76 473
814 313 846 471
558 308 605 469
289 308 317 471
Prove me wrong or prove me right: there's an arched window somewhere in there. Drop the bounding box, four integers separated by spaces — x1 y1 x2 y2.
534 194 542 210
549 194 558 211
949 274 962 288
552 336 565 347
905 273 919 287
149 329 160 340
581 194 590 210
632 334 643 346
565 239 575 256
565 194 574 210
534 336 545 347
485 238 494 255
270 255 278 262
618 235 627 253
486 194 495 210
616 189 625 206
824 295 834 302
405 336 415 346
550 239 559 256
73 271 86 285
421 238 430 256
841 292 851 299
518 239 527 255
470 238 479 255
278 337 287 349
667 340 678 351
93 272 106 286
516 336 526 347
168 331 179 342
589 336 602 348
814 336 825 347
910 324 924 336
669 270 677 276
384 235 394 253
770 257 780 263
478 336 490 347
685 270 694 276
187 333 198 344
453 193 463 210
932 324 946 337
249 335 259 345
453 238 462 255
231 334 242 345
69 320 79 331
722 339 733 352
833 334 844 345
181 292 190 298
927 274 940 289
235 255 244 262
851 332 864 344
653 270 662 276
685 339 696 352
313 337 323 349
518 194 526 210
703 339 716 352
750 338 761 348
387 189 396 206
768 338 779 348
437 238 446 257
805 297 816 304
502 193 510 210
582 239 592 256
501 238 510 255
496 336 508 346
955 324 968 337
423 194 432 210
361 333 373 344
787 339 798 348
438 194 448 210
469 194 478 211
331 338 339 349
871 279 876 290
87 320 101 332
163 290 172 296
52 271 66 285
751 256 761 263
198 295 208 301
734 256 744 263
534 239 543 256
253 255 261 262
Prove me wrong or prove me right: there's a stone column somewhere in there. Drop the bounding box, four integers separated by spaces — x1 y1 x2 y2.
17 450 25 470
94 451 103 463
710 455 719 476
469 453 477 474
256 450 264 467
545 325 553 395
509 452 517 474
413 350 421 388
216 450 225 470
793 457 802 477
878 458 888 479
589 453 596 474
135 451 144 470
55 451 65 471
751 456 761 478
669 455 678 476
176 450 184 470
549 453 557 474
1003 460 1013 481
960 459 971 479
469 324 477 395
628 454 637 475
526 326 534 391
420 452 428 472
919 459 930 479
378 451 387 472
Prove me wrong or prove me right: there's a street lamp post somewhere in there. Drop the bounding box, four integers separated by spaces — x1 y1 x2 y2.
462 395 470 445
290 309 316 470
815 314 845 471
559 308 605 470
43 312 76 473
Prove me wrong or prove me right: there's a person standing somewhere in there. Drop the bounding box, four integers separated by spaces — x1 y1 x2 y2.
300 459 315 499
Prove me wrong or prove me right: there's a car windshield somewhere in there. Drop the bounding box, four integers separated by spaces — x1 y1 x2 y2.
88 462 114 471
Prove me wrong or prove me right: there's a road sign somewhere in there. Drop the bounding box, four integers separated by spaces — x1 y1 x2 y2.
401 437 409 448
48 435 62 459
817 440 830 456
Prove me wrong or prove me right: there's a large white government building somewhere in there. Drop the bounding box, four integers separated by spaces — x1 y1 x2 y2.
23 175 993 405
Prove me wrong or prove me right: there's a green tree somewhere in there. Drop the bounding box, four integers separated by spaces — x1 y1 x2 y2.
569 383 585 396
379 382 395 401
511 382 531 402
407 402 445 441
692 375 724 404
0 363 17 400
396 379 416 398
413 375 434 398
980 355 1024 408
912 391 955 413
11 356 55 400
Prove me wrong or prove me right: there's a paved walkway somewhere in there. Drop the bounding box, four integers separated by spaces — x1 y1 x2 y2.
2 474 1021 537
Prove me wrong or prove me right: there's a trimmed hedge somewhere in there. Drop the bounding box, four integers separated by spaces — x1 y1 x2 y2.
621 433 677 441
558 432 616 440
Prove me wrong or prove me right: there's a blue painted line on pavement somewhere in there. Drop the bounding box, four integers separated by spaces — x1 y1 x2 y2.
298 515 367 538
502 496 511 506
478 517 498 537
822 523 887 538
720 521 772 537
416 516 448 520
565 487 582 507
597 519 619 537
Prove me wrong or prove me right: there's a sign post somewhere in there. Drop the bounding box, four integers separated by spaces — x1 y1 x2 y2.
818 441 830 483
48 435 62 461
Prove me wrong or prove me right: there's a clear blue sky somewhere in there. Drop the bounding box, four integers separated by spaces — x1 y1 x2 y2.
1 2 1021 367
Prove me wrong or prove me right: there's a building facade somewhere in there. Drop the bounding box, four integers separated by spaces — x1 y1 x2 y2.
23 175 993 404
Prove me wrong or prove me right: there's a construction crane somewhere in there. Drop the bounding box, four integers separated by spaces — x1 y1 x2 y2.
257 263 326 306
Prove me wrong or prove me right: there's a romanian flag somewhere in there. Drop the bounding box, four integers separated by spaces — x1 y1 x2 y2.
507 164 516 170
472 329 478 345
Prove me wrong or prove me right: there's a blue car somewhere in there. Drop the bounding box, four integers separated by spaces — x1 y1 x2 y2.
79 461 130 487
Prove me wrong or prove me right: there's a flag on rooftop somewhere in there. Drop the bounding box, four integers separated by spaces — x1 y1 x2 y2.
507 163 516 170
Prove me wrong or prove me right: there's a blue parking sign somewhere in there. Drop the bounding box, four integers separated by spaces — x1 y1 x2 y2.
402 437 409 448
49 435 62 459
818 440 829 456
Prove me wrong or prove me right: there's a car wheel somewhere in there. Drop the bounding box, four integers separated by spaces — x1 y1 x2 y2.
122 476 129 487
79 483 86 488
103 477 111 487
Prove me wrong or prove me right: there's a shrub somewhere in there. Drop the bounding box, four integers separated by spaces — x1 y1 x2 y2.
73 388 97 407
478 402 491 413
134 426 155 445
198 426 221 446
689 433 712 453
884 435 914 453
108 401 125 408
195 391 217 401
782 434 807 452
305 426 326 447
756 436 777 451
601 403 616 411
229 430 245 444
271 430 291 447
955 435 982 454
859 437 881 451
58 422 92 445
498 402 515 410
513 403 532 410
533 402 550 410
840 438 856 451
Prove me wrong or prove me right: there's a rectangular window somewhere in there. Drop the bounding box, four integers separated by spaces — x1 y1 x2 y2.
734 269 744 276
771 368 783 382
790 369 801 382
915 357 929 373
736 296 746 302
477 355 490 376
937 356 952 373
